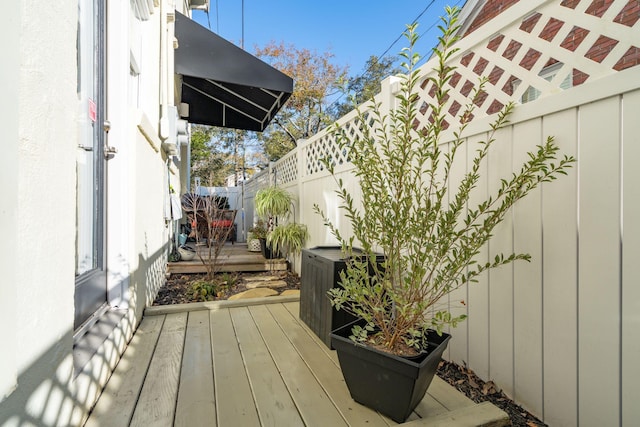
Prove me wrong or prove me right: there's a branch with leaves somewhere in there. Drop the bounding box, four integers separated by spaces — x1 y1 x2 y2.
314 7 575 356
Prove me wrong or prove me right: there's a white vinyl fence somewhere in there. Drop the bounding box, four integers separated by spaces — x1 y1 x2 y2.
244 1 640 425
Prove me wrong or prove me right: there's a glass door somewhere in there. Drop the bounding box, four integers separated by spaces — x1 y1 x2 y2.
75 0 107 330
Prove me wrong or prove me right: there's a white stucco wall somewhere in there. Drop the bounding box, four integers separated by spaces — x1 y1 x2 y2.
16 0 78 371
0 0 183 424
0 0 80 424
0 0 20 402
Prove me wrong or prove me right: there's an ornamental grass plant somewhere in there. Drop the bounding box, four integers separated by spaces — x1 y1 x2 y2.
255 185 309 262
315 7 575 356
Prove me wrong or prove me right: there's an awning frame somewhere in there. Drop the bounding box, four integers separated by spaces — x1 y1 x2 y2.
174 11 293 131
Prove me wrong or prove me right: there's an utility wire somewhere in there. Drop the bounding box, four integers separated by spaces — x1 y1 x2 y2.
242 0 245 49
374 0 437 62
204 0 219 33
327 0 438 111
327 0 465 112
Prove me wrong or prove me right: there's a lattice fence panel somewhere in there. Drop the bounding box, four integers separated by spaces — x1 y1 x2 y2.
412 0 639 132
244 168 270 194
282 0 638 180
273 150 298 185
302 113 375 176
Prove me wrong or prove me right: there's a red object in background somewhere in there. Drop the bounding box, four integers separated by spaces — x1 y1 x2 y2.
211 220 233 228
89 98 97 122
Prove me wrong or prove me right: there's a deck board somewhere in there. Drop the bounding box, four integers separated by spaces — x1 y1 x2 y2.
230 307 303 426
282 301 339 365
209 309 261 426
85 315 165 427
249 304 349 426
267 303 391 426
174 310 216 427
130 313 187 427
86 299 509 427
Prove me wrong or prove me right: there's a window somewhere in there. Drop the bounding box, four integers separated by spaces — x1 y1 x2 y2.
513 62 572 103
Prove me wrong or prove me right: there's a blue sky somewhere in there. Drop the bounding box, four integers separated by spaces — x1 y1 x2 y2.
193 0 466 78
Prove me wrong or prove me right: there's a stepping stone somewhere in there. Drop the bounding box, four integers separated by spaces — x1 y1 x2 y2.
228 288 278 300
244 275 280 282
245 280 288 289
280 290 300 297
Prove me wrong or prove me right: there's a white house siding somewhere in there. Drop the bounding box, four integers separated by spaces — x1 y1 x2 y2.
0 0 187 425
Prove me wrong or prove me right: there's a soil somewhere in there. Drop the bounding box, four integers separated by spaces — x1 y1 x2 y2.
153 272 547 426
152 271 301 305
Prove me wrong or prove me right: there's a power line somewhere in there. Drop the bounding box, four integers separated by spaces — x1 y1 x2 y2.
327 0 439 111
241 0 245 49
373 0 437 63
328 0 466 112
204 0 219 32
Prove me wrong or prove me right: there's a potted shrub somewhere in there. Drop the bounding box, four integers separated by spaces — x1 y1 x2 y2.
254 186 292 229
254 186 292 259
247 219 266 252
268 222 309 260
314 8 575 423
254 186 308 261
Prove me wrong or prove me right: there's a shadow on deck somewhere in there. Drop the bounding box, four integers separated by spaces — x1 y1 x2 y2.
85 297 508 426
168 242 287 274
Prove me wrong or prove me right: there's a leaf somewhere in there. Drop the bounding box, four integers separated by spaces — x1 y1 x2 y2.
482 381 498 395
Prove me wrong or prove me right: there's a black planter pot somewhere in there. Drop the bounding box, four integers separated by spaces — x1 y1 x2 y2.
330 319 451 423
259 238 279 259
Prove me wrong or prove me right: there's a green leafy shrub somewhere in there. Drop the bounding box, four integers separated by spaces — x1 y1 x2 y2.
190 279 218 302
314 7 575 356
248 219 268 239
220 272 238 288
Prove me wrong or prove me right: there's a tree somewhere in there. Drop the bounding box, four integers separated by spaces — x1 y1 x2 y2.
190 126 265 187
190 126 227 187
255 42 348 160
331 55 402 118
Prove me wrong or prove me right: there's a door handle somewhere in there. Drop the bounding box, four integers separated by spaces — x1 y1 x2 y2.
103 120 116 159
104 145 117 159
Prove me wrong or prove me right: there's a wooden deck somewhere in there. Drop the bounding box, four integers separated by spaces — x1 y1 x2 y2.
168 242 287 273
85 298 508 427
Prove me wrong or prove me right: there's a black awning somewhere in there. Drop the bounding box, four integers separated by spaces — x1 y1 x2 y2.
174 11 293 131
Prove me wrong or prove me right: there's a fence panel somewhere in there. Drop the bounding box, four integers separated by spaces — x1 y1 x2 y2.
512 118 544 416
578 96 622 426
541 107 579 427
465 134 491 381
446 139 469 365
487 126 515 398
622 89 640 426
239 1 640 421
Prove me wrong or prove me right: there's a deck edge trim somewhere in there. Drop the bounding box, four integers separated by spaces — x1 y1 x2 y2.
144 295 301 316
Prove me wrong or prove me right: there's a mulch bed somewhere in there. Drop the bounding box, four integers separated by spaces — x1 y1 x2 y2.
153 271 301 305
153 272 547 426
436 360 547 426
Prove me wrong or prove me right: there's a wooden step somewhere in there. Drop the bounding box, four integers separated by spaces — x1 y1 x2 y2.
168 258 287 273
169 243 288 273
